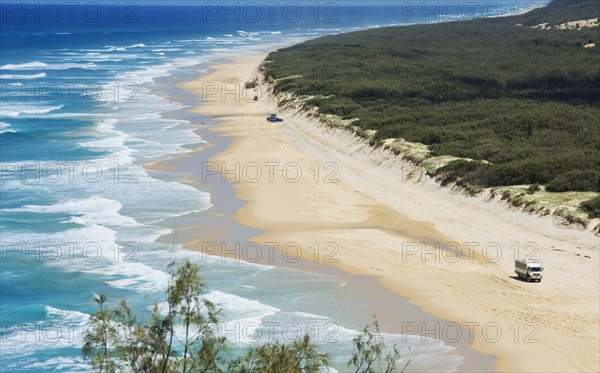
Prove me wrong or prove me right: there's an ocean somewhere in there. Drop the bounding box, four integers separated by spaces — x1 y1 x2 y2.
0 2 546 371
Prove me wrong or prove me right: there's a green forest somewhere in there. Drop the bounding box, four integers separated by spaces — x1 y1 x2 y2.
263 0 600 215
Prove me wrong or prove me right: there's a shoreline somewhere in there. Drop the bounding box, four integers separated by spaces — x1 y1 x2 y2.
167 50 598 372
148 54 497 371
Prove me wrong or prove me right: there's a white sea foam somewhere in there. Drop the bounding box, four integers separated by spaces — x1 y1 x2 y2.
0 121 14 133
87 43 148 54
289 311 333 320
1 104 63 118
0 61 47 69
78 52 144 62
150 245 275 271
0 219 119 261
29 112 105 119
79 119 130 152
206 290 280 326
111 55 206 85
0 194 173 262
4 196 141 228
0 72 47 80
237 30 260 36
27 357 89 372
0 306 89 357
80 107 202 161
102 45 127 52
85 261 171 292
0 61 97 70
45 306 89 324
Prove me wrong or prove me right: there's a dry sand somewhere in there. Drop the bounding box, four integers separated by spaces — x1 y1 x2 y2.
178 52 600 372
532 17 599 30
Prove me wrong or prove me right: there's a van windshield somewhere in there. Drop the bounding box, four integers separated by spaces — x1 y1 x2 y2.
529 267 541 272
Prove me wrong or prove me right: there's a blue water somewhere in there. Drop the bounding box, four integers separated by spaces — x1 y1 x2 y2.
1 2 547 371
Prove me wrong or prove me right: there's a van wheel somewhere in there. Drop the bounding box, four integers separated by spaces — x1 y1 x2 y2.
526 275 530 282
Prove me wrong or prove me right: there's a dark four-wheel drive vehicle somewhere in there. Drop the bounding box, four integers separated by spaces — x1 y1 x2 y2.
266 114 284 122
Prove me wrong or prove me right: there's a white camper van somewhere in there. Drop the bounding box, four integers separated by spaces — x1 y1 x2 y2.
515 259 544 282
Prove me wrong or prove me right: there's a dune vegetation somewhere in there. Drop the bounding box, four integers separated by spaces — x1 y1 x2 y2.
262 0 600 220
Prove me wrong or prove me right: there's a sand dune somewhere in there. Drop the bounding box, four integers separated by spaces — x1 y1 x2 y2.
180 52 600 372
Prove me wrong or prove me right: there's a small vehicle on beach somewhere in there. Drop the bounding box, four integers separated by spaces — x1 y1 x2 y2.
515 259 543 282
267 114 283 122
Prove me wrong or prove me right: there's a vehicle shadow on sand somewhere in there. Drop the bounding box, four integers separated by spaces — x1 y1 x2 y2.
509 275 541 283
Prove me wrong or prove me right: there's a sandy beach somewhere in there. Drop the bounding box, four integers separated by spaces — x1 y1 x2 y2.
176 51 600 372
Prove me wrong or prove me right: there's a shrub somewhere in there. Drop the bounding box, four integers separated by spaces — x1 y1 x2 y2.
527 183 541 194
581 195 600 219
434 160 491 186
546 170 600 192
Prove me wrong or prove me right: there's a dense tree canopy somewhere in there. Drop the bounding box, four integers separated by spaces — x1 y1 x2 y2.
263 0 600 196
